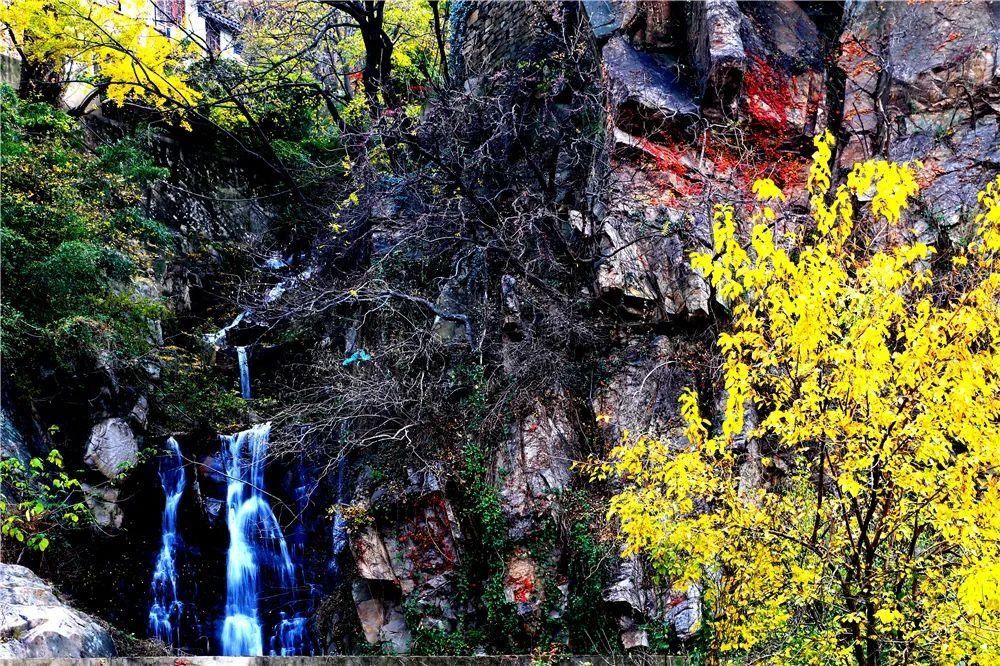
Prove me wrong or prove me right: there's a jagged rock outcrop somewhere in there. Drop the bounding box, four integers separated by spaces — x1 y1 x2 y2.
348 469 463 649
497 399 574 540
351 580 411 654
0 564 115 658
595 161 712 320
839 0 1000 244
604 555 701 648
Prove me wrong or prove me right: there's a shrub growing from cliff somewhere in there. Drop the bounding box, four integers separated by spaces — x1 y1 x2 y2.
596 133 1000 665
0 87 169 397
0 449 89 561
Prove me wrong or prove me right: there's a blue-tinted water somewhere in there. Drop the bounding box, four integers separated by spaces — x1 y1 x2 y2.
220 423 310 656
149 437 187 647
236 346 252 400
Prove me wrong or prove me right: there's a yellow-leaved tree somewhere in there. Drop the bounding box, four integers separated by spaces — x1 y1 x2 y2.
1 0 199 110
596 132 1000 665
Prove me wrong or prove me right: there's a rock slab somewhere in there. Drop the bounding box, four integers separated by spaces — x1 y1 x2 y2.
83 417 138 479
0 564 115 658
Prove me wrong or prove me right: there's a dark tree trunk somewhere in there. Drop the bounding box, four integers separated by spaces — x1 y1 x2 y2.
17 57 62 106
328 0 398 110
429 0 449 86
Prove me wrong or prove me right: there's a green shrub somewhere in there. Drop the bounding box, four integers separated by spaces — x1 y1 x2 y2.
0 85 170 395
0 449 90 558
460 441 506 553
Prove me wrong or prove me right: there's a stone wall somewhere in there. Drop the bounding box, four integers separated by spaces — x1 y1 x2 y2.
449 0 561 81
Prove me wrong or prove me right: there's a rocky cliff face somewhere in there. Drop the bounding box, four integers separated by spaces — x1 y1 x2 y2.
370 0 995 652
3 0 998 659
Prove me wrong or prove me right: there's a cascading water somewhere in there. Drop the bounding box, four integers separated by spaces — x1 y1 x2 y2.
328 454 349 579
149 437 187 647
205 311 246 348
236 346 252 400
220 423 310 656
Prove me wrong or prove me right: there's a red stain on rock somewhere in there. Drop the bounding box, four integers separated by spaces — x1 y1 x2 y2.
743 55 793 131
397 492 458 579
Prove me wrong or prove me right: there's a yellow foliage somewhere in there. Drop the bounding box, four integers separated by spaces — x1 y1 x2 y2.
1 0 199 110
596 142 1000 664
332 0 438 82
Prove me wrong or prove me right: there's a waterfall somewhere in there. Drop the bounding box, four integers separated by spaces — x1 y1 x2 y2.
205 311 246 348
220 423 308 656
236 346 251 400
270 614 311 656
328 454 349 579
149 437 187 648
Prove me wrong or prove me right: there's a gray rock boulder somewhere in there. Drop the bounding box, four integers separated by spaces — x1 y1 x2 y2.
0 564 115 658
80 483 124 530
83 418 138 479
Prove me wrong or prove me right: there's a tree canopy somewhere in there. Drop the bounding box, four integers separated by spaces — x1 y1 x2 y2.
1 0 199 109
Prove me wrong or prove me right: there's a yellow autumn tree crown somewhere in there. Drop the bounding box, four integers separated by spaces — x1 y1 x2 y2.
596 131 1000 665
2 0 200 110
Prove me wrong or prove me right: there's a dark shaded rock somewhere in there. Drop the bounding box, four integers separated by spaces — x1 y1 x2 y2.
127 395 149 430
1 404 29 464
605 35 699 124
583 0 624 40
350 580 411 653
741 0 824 69
593 335 697 444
